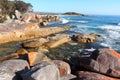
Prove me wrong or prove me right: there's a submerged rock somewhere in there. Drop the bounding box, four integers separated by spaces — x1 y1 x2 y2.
22 61 60 80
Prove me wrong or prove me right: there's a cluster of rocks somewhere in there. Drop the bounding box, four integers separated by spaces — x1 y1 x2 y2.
0 31 102 80
14 10 60 26
1 31 120 80
4 10 60 26
71 33 101 43
0 22 70 44
22 33 101 49
22 34 71 49
0 48 76 80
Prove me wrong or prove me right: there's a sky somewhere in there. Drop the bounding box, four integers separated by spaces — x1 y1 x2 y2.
23 0 120 15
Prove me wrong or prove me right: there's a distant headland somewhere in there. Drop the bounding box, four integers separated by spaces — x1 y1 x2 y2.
63 12 85 16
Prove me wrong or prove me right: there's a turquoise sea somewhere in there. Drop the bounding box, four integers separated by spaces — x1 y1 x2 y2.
49 15 120 52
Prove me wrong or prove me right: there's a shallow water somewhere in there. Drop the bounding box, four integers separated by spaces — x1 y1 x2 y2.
46 43 83 60
0 41 22 57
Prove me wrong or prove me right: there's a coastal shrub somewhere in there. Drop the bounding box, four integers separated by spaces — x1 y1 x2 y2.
0 0 33 22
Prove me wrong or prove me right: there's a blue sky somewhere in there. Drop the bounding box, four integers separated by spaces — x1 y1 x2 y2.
24 0 120 15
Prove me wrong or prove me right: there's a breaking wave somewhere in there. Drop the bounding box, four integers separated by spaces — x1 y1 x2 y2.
60 18 69 24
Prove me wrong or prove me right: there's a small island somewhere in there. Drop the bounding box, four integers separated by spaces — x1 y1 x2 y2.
63 12 84 16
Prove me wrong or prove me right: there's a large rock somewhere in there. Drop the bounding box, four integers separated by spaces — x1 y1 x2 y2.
22 38 48 48
77 71 119 80
21 12 36 23
22 34 70 48
44 34 71 48
0 59 29 80
0 53 19 62
0 22 39 32
52 60 71 76
40 21 49 26
16 48 28 55
15 10 21 20
0 26 70 44
25 23 39 30
38 47 49 53
27 52 51 66
79 48 120 78
71 33 100 43
0 49 28 62
22 61 60 80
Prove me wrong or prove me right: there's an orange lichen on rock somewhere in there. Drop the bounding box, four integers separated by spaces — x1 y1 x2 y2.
31 13 36 21
16 49 28 55
59 69 66 75
27 52 36 66
109 49 120 59
21 16 31 23
26 23 39 30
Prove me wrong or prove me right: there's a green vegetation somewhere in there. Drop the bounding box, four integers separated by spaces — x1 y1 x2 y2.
63 12 84 16
0 0 33 22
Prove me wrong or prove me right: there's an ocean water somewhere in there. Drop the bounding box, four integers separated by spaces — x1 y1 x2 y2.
49 15 120 52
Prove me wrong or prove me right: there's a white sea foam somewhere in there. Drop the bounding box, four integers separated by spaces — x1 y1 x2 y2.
99 25 120 30
60 18 69 24
70 20 88 23
70 25 89 34
78 48 96 55
97 25 120 51
78 20 88 23
99 25 120 39
100 43 111 48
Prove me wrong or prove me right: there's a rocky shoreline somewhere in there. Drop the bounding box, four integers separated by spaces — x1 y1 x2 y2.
0 12 120 80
